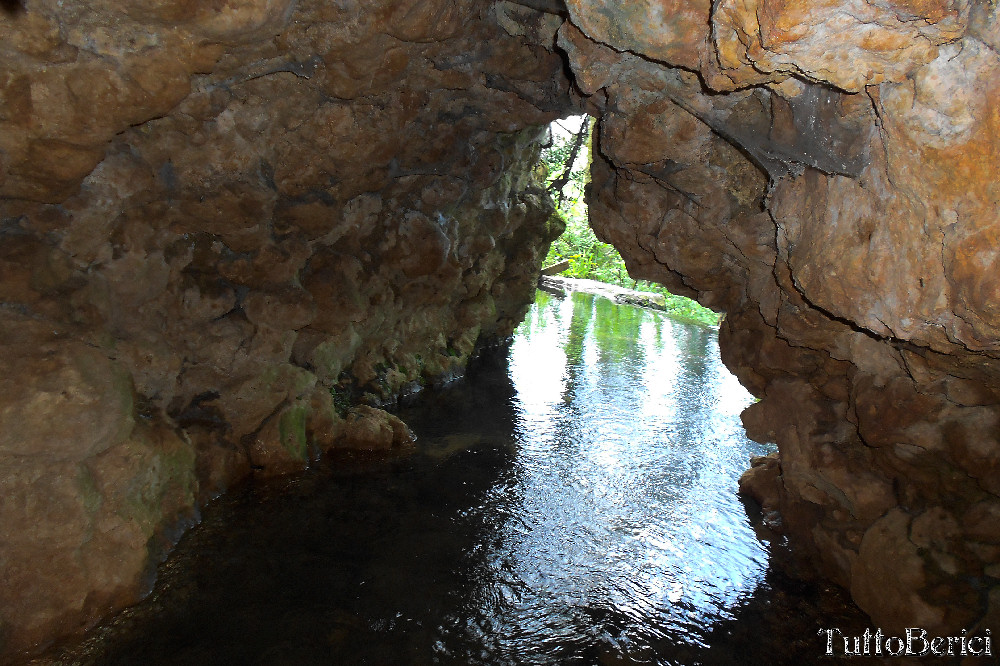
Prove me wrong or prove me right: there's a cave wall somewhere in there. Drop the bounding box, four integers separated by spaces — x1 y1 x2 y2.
561 0 1000 637
3 0 1000 657
0 0 573 655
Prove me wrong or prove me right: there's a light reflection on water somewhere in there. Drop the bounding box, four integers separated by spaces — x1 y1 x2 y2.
53 290 868 666
465 290 772 662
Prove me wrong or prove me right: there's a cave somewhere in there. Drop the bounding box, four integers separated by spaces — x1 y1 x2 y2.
1 0 999 659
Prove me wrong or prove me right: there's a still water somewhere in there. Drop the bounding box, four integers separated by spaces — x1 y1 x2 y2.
54 290 868 665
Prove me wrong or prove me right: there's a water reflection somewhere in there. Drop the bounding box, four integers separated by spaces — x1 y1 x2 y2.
50 290 869 666
490 291 771 663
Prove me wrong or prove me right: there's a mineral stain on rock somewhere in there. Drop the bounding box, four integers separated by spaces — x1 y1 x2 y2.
0 0 999 659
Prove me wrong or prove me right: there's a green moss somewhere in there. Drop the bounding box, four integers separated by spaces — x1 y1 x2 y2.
420 354 447 379
546 209 567 243
289 366 318 397
73 350 136 448
159 437 197 504
76 466 103 516
113 426 197 534
257 364 317 399
278 402 310 462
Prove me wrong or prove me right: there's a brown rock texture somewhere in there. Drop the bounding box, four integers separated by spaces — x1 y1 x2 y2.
0 0 571 656
560 0 1000 640
2 0 1000 657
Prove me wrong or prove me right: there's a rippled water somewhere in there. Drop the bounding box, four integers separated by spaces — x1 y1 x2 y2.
52 290 869 665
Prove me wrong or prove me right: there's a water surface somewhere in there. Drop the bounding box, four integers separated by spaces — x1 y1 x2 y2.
54 290 868 665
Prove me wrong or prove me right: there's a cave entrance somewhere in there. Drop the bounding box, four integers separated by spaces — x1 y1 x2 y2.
539 115 721 326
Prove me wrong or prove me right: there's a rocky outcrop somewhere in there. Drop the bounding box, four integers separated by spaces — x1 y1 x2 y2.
0 0 571 656
561 0 1000 639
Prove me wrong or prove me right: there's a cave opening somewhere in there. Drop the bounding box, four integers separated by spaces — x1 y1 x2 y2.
539 115 720 326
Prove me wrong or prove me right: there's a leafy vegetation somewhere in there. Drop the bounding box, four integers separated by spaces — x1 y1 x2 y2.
541 117 721 327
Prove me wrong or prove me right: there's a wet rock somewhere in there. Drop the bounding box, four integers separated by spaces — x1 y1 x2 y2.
337 405 416 451
851 509 945 633
0 420 196 654
561 0 1000 638
0 0 570 655
2 0 1000 654
739 453 781 514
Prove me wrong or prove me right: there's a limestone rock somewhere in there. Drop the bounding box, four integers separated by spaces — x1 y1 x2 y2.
3 0 1000 655
851 509 945 633
562 0 1000 638
0 0 571 656
0 421 196 654
565 0 710 71
0 320 134 461
738 452 783 531
712 0 970 91
337 405 416 451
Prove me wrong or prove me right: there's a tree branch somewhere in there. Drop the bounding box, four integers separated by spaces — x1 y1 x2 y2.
548 116 591 208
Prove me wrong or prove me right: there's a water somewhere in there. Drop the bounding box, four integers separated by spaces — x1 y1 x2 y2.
50 290 869 665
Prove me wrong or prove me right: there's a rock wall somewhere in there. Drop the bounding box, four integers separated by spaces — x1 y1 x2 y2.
562 0 1000 638
0 0 572 656
3 0 1000 658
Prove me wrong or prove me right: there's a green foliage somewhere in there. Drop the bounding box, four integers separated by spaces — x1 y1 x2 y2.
330 384 352 418
653 289 722 327
541 118 721 328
